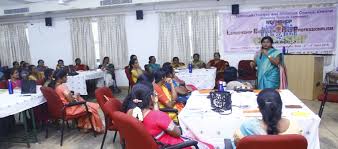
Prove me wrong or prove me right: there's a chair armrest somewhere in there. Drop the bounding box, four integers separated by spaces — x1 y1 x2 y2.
65 101 86 107
164 140 198 149
160 108 178 113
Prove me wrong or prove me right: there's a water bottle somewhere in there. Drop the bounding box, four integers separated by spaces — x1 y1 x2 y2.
8 79 13 94
222 81 227 91
282 46 286 55
218 81 224 92
188 63 193 73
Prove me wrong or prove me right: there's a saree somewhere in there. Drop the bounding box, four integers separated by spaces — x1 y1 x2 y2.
143 110 215 149
208 59 229 83
75 64 88 71
192 60 206 69
255 48 281 89
131 68 143 84
55 84 104 133
148 63 161 72
153 84 184 120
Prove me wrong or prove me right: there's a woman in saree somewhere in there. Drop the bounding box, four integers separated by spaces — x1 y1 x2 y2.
233 89 302 147
125 83 214 149
52 69 104 133
153 70 184 121
207 52 229 83
251 36 282 89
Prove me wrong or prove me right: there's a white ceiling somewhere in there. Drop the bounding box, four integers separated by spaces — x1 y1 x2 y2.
0 0 53 6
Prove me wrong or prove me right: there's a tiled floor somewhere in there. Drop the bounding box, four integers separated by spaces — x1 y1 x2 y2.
2 89 338 149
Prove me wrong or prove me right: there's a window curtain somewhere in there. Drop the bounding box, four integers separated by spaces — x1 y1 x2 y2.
158 12 191 64
0 23 31 66
191 10 218 63
69 17 96 69
97 15 128 68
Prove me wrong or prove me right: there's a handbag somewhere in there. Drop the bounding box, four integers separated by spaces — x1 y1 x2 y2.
21 80 37 94
209 91 232 114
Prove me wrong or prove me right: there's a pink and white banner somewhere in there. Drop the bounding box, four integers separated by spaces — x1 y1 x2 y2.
223 7 337 54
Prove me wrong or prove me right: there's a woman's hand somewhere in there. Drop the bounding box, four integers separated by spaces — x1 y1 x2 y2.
262 48 269 56
165 78 173 84
250 61 256 69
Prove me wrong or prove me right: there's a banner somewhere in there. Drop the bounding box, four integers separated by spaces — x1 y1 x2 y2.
223 7 337 54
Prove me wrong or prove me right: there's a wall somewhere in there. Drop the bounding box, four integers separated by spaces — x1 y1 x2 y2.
27 18 73 68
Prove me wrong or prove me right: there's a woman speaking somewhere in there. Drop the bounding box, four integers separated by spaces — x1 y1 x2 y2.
251 36 282 89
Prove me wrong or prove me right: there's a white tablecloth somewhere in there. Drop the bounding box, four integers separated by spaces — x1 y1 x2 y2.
176 69 216 90
66 70 106 95
178 90 321 149
0 87 46 118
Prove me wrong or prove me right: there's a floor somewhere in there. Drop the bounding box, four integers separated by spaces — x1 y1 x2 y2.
1 89 338 149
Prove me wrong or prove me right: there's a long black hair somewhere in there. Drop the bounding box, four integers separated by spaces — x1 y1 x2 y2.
149 56 155 64
122 83 153 112
261 36 274 44
162 62 174 77
129 58 138 73
49 69 67 89
130 55 137 61
153 70 166 83
257 88 283 135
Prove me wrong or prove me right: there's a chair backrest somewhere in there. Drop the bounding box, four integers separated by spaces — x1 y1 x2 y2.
0 80 7 89
124 66 134 86
40 87 65 119
238 60 257 80
237 134 308 149
95 87 114 110
104 108 158 149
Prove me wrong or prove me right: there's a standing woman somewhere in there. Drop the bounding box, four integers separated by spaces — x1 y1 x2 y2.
251 36 282 89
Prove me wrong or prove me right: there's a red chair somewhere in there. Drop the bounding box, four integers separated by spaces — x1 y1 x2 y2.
124 66 134 93
104 108 198 149
238 60 257 81
40 87 96 146
95 87 122 149
0 80 7 89
237 134 307 149
36 79 45 86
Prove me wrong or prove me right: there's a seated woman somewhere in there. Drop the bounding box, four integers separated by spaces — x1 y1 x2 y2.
74 58 88 71
153 70 184 120
52 69 104 133
124 83 214 149
28 65 44 81
148 56 161 73
192 53 206 69
43 68 54 87
56 59 65 70
171 57 185 69
10 68 21 89
36 60 48 72
129 59 143 84
207 52 229 84
233 88 302 146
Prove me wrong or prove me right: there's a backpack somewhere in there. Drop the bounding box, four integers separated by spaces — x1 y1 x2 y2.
224 67 238 83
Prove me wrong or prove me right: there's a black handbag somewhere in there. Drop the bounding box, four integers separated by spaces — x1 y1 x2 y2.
21 80 37 94
209 91 232 114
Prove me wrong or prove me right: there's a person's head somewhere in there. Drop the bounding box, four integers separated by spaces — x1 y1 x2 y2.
13 61 19 68
257 88 283 135
29 65 37 74
130 55 137 61
10 68 19 80
137 73 155 87
23 63 29 69
162 62 174 78
154 70 166 84
20 61 25 67
44 68 54 80
144 64 150 73
58 59 64 66
130 83 154 110
261 36 274 49
129 59 139 69
38 60 44 67
149 56 156 64
172 57 179 64
53 69 68 84
193 53 200 61
214 52 221 60
75 58 81 65
102 57 110 65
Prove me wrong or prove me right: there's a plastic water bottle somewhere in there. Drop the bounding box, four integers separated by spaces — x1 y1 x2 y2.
282 46 286 55
8 79 13 94
218 81 224 92
188 63 192 73
222 82 227 91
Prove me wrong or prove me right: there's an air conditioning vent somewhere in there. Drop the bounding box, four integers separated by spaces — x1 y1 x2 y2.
100 0 132 6
4 7 30 14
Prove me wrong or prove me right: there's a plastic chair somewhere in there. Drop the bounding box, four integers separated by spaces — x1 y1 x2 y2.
124 66 134 93
237 134 307 149
103 108 198 149
40 87 96 146
95 87 121 149
0 80 7 89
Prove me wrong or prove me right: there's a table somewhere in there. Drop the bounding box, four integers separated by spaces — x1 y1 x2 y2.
176 69 216 90
0 87 46 147
66 70 106 95
178 90 321 149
